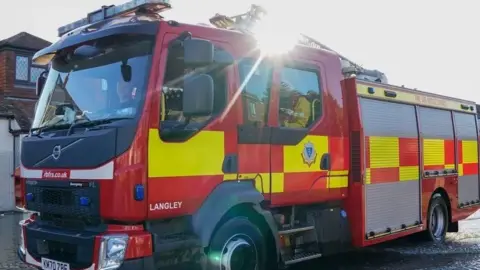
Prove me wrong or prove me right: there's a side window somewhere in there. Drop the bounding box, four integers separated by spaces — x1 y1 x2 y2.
238 59 273 126
160 45 229 141
279 67 322 129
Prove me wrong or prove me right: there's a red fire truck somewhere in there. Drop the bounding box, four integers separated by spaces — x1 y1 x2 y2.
18 1 480 270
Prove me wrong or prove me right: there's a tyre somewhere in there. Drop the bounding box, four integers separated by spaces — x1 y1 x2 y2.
425 193 449 243
207 217 267 270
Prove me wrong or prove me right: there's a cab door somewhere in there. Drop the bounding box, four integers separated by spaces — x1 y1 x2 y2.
268 56 343 206
147 31 240 218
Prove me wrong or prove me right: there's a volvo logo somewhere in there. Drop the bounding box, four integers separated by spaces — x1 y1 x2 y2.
52 145 62 160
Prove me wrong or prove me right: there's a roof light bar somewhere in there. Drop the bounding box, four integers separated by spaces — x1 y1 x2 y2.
57 0 171 37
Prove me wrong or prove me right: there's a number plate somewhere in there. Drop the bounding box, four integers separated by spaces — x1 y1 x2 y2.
41 258 70 270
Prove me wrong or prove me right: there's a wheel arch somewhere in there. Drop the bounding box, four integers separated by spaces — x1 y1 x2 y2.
191 180 281 263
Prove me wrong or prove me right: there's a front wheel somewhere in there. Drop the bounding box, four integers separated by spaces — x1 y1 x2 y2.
425 193 449 243
207 217 267 270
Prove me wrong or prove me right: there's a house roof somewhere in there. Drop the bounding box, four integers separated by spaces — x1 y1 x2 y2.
0 98 36 130
0 31 52 130
0 32 51 51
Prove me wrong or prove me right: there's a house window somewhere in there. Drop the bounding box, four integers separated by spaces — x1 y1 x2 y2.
15 54 46 85
15 56 29 81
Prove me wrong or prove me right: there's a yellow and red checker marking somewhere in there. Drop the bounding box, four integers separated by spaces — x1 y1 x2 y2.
365 136 419 184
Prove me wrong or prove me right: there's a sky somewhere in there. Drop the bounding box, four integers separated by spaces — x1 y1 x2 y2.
2 0 479 103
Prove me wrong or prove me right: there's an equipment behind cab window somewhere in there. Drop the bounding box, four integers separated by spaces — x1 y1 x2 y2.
279 67 322 129
160 45 229 141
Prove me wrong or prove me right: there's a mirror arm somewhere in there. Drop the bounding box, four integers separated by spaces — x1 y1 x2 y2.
168 31 192 48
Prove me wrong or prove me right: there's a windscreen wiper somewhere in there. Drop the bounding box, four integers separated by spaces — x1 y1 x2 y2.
30 122 71 138
66 117 132 136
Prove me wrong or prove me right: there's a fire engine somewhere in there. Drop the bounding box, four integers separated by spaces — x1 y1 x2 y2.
17 1 480 270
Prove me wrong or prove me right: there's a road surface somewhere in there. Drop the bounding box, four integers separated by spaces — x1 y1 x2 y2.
2 211 480 269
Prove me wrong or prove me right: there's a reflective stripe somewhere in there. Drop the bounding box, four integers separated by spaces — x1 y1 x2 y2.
365 136 420 184
283 135 329 173
223 173 284 193
423 139 445 166
148 129 225 177
20 161 114 180
400 166 419 181
369 136 399 168
458 140 479 176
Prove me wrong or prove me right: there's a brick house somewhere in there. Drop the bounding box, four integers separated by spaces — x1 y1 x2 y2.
0 32 51 212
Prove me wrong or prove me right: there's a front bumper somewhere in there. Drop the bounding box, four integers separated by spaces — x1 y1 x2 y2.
18 247 156 270
18 218 154 270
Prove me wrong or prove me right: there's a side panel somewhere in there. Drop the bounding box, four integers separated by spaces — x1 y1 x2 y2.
359 98 421 236
417 106 457 225
453 112 480 206
418 107 455 172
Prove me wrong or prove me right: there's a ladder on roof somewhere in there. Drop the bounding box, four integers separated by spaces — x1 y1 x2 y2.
209 4 388 84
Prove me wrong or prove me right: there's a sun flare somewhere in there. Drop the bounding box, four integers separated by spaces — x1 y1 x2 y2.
250 9 300 55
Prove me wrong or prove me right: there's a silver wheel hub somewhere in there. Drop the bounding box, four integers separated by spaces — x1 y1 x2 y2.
431 205 445 238
220 236 257 270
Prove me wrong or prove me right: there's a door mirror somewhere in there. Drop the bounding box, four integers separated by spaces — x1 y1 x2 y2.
184 38 214 66
36 71 48 97
183 74 214 117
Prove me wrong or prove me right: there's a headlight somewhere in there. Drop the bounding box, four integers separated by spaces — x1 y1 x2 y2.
98 234 129 270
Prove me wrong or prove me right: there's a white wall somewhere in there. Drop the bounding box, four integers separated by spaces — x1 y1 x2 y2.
0 118 17 212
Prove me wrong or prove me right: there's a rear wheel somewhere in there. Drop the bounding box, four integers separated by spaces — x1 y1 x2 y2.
207 217 267 270
425 193 449 243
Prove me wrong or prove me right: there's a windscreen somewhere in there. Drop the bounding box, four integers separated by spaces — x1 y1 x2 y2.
31 34 154 130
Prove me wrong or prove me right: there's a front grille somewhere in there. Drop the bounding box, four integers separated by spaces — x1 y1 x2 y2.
42 189 75 205
26 223 95 269
25 180 100 229
41 213 102 229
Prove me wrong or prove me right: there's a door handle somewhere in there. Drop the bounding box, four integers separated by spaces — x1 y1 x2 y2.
320 153 331 171
222 154 238 174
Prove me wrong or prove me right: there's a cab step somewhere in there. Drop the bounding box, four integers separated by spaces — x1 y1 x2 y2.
279 225 315 235
284 252 322 265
